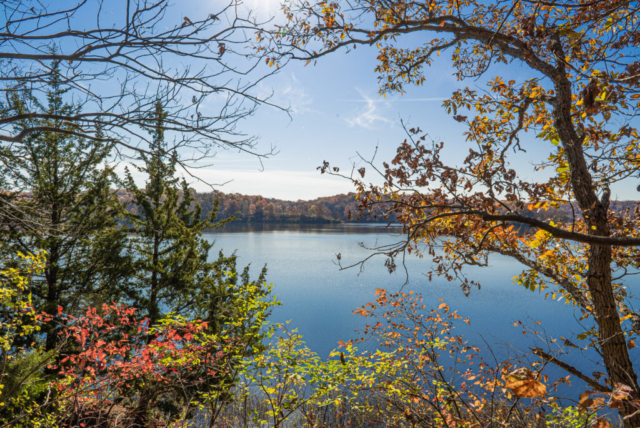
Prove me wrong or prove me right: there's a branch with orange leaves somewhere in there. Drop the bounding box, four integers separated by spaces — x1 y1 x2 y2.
423 209 640 247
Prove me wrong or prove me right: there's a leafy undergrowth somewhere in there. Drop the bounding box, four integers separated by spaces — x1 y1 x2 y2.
0 254 633 427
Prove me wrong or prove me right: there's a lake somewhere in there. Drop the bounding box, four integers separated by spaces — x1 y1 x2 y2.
205 223 638 399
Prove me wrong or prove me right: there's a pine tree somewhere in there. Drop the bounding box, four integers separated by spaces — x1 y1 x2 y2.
120 102 244 327
0 62 130 350
120 102 274 425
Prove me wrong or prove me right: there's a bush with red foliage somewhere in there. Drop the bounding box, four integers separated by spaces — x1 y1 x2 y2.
45 303 238 427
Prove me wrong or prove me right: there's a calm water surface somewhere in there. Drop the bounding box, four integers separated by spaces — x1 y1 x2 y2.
205 223 640 398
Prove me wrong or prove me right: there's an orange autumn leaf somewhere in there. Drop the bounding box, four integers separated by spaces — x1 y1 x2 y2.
579 393 605 411
503 367 547 398
594 418 611 428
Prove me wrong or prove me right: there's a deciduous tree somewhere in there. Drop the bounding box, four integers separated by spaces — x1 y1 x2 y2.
271 0 640 423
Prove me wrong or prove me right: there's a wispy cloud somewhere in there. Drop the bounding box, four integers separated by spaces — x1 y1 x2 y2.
281 74 315 115
189 168 355 200
344 90 394 129
110 160 354 200
263 73 317 116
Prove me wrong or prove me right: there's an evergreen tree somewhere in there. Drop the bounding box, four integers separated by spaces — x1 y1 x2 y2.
120 102 256 328
0 62 130 350
120 102 273 424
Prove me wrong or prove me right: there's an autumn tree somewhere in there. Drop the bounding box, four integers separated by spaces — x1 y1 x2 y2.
270 0 640 424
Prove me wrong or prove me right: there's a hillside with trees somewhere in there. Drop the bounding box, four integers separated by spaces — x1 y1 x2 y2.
194 191 638 226
196 192 364 224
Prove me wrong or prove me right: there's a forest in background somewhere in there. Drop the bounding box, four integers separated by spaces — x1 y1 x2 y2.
186 191 639 225
196 192 360 224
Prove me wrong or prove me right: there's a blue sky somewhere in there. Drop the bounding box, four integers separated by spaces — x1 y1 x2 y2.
178 0 579 201
184 0 484 200
192 51 463 200
91 0 640 201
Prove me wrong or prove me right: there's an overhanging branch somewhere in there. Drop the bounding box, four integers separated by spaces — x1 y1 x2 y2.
475 211 640 247
532 347 611 393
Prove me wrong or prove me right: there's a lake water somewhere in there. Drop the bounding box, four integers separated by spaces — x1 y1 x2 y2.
205 223 639 399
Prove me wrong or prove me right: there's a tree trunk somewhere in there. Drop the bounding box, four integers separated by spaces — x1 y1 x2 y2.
44 253 59 352
134 231 161 426
45 206 60 352
549 35 640 425
149 231 160 327
587 225 640 426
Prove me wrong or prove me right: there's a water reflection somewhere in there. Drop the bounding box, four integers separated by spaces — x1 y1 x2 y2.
209 222 403 234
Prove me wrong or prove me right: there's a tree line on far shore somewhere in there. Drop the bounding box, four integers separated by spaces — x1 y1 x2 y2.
194 192 364 224
190 191 638 226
